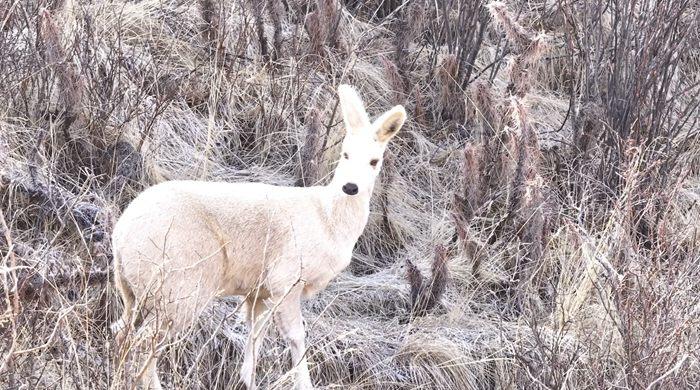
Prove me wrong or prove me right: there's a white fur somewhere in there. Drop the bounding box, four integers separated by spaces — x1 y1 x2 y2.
110 318 125 334
111 85 406 390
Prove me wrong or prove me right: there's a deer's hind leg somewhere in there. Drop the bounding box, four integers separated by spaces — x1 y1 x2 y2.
126 288 171 390
134 308 175 390
137 350 162 390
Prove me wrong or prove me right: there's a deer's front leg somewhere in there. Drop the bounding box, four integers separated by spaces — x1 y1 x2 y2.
274 290 313 390
241 297 272 390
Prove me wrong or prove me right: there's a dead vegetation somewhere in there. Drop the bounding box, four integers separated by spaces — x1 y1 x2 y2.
1 0 699 388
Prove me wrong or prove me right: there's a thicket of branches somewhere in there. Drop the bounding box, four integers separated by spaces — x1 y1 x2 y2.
1 0 699 388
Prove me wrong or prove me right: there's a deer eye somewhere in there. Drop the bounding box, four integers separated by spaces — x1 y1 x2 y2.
370 159 379 167
343 152 349 159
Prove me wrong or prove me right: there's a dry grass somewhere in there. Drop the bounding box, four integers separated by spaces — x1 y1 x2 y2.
1 0 699 389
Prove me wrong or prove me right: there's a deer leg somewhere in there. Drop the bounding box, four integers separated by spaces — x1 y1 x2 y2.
273 292 313 390
240 297 272 390
141 353 162 390
130 307 170 390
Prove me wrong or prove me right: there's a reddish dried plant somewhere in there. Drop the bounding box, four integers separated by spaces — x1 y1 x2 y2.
406 245 449 317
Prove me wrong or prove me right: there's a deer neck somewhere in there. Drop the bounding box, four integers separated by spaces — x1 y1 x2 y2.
321 183 373 244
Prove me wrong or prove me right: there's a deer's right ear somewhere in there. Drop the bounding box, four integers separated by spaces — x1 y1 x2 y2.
338 84 370 133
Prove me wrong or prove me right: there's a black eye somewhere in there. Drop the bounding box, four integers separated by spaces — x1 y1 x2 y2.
370 159 379 167
343 152 349 159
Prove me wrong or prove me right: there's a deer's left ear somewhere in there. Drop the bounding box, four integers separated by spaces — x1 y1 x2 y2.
373 105 406 143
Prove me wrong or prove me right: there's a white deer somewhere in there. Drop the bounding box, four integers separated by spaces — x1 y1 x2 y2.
111 84 406 389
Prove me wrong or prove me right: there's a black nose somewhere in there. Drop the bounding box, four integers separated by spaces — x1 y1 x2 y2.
342 183 358 195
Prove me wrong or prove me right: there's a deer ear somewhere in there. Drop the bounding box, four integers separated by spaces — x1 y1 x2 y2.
338 84 370 133
373 105 406 143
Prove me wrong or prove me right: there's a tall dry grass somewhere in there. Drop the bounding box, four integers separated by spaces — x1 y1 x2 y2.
1 0 699 389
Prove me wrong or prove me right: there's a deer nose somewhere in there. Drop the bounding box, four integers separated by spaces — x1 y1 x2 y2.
342 183 359 195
